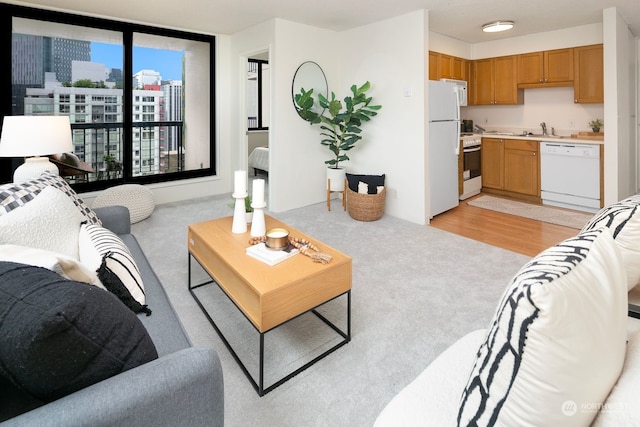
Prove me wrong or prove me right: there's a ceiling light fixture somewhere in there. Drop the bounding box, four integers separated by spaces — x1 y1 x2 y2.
482 20 514 33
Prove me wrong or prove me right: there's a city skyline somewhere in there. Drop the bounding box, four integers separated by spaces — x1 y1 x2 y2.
91 42 184 81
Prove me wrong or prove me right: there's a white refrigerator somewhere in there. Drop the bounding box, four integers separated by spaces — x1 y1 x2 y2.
428 80 461 218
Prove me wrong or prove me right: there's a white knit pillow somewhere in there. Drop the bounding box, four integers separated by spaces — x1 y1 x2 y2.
458 228 628 427
0 186 84 259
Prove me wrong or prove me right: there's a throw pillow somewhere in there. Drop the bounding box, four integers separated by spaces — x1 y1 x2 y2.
0 244 102 288
346 173 385 194
581 194 640 290
78 223 150 315
0 262 157 402
0 186 85 259
0 171 101 225
457 228 628 427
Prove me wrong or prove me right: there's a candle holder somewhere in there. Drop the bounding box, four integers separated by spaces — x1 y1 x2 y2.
250 200 267 237
231 191 248 234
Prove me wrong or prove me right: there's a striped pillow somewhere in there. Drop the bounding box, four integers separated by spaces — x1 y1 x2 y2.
78 223 150 315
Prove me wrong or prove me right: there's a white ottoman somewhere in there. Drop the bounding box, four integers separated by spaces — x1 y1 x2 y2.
92 184 155 224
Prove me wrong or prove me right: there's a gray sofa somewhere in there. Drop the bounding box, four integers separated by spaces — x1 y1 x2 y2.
0 206 224 427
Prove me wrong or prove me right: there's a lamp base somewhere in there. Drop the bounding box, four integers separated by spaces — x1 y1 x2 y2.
13 157 60 183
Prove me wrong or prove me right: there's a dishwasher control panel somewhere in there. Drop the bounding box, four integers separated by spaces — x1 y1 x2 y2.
540 142 599 158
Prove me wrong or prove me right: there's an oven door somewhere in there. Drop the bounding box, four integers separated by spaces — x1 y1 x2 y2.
463 145 481 180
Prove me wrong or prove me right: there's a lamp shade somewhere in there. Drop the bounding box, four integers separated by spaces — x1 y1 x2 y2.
0 116 73 157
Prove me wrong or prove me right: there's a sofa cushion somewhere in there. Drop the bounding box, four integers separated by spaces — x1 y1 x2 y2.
0 262 157 403
0 172 101 226
582 194 640 290
592 330 640 426
0 186 85 259
346 173 385 194
374 329 486 426
458 228 628 427
79 223 150 315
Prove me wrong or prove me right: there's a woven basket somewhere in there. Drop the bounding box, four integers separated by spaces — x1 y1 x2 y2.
346 187 386 221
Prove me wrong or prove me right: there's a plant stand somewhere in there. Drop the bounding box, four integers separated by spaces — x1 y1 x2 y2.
327 178 347 211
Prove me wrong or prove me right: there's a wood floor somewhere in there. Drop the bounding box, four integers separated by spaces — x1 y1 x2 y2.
429 193 578 258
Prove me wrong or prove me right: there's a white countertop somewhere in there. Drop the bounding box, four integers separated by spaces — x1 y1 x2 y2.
471 132 604 145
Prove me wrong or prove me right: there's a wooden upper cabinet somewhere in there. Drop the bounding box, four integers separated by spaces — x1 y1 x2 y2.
429 51 467 81
574 44 603 103
429 51 439 80
517 48 574 87
472 55 523 105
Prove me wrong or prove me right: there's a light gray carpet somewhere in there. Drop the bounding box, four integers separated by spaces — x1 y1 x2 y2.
467 195 594 229
131 192 531 427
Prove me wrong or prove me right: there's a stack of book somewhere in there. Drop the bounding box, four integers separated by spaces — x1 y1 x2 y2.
246 242 299 266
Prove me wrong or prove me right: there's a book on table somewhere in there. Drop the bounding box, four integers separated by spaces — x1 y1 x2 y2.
246 242 299 266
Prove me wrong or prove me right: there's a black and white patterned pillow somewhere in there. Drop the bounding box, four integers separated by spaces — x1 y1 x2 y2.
0 172 101 225
78 223 150 315
581 194 640 290
457 228 627 427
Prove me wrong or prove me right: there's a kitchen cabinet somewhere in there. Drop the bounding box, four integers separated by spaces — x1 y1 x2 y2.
471 55 523 105
481 138 504 189
517 48 574 87
429 51 467 81
504 139 539 197
574 44 603 103
482 138 540 202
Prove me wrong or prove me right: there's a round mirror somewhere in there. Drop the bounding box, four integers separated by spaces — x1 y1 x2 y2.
291 61 328 121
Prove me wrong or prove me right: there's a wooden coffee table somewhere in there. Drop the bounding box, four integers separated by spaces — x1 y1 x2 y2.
187 215 352 395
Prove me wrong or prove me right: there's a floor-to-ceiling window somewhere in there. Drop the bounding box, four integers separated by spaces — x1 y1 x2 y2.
0 4 215 191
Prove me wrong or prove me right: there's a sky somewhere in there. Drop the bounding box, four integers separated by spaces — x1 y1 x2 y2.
91 42 184 81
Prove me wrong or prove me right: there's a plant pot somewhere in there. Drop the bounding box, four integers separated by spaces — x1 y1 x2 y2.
327 167 346 191
592 127 600 133
245 212 253 223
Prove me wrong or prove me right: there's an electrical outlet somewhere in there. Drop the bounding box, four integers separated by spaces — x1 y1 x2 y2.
568 119 575 128
387 188 397 198
483 117 489 124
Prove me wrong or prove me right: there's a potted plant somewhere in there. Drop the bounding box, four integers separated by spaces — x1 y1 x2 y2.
589 118 603 133
228 195 253 223
103 153 121 172
294 81 382 191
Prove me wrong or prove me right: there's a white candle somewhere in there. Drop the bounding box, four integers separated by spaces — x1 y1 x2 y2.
234 170 246 195
252 179 265 205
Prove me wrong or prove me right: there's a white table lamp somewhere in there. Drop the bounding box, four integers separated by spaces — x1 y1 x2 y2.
0 116 74 183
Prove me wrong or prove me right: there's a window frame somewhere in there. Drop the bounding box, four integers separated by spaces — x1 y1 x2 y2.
0 3 216 190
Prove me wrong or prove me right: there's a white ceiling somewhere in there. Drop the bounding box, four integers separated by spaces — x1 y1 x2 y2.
9 0 640 42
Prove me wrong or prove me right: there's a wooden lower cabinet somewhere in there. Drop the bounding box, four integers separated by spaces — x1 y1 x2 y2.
481 138 504 189
482 138 540 202
504 140 539 196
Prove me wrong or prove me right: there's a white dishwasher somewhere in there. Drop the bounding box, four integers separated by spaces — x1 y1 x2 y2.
540 141 600 213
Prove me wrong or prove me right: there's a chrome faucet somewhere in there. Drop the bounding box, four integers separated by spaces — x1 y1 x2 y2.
540 122 547 136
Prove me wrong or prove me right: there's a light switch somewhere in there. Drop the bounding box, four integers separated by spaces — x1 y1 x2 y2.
403 86 412 97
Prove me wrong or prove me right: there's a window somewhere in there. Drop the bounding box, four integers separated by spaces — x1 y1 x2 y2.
0 4 216 189
247 59 269 130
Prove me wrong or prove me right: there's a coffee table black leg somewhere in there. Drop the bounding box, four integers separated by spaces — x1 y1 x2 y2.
259 333 265 396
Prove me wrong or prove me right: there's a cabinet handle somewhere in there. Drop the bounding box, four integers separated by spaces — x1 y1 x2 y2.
533 152 536 156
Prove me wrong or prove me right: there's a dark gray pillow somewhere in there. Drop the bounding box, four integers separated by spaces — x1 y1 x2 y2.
0 262 157 402
346 173 385 194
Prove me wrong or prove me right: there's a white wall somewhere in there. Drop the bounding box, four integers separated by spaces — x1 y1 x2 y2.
264 12 428 223
336 11 428 223
603 7 638 203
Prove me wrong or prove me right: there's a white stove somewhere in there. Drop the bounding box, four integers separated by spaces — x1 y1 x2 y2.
460 135 482 200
